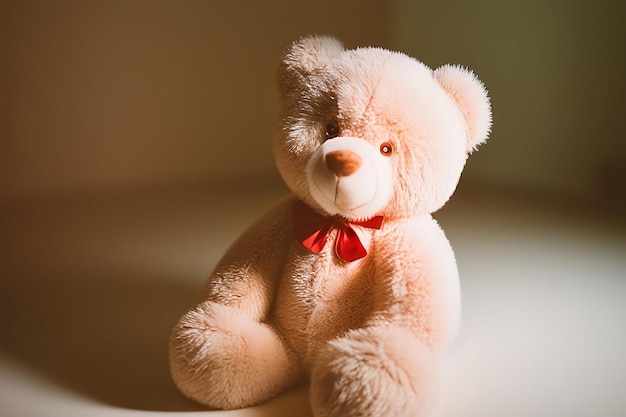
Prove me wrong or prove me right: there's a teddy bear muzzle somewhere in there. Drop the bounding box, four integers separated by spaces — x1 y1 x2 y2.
307 137 393 218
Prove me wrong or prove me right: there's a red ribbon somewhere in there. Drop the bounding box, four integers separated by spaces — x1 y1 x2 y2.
292 200 384 262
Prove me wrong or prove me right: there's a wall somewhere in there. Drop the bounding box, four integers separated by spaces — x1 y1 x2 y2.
2 0 624 203
393 0 626 200
0 0 393 200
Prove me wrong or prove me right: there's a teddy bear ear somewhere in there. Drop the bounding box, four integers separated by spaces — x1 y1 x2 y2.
278 35 344 97
434 65 493 153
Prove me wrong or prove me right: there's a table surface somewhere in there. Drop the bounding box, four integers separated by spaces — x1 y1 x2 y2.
1 183 625 417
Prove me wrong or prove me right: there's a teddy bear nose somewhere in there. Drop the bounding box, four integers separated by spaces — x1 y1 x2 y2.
325 150 362 177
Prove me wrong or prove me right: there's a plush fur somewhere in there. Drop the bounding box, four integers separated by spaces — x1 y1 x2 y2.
169 35 492 416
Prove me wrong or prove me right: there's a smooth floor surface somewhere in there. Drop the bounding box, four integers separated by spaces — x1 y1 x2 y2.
1 183 624 417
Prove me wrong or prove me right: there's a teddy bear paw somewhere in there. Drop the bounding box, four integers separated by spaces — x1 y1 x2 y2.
309 325 438 417
169 301 300 409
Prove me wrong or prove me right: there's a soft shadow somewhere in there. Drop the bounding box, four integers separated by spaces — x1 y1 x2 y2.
0 263 206 411
0 188 309 415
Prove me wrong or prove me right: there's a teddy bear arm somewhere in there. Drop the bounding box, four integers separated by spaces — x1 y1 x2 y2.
201 198 295 320
369 218 461 348
169 199 303 409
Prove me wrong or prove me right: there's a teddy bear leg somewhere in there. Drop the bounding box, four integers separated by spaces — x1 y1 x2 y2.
309 325 439 417
169 301 301 409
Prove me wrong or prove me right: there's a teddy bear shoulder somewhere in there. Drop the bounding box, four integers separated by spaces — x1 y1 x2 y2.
210 196 296 270
374 214 456 265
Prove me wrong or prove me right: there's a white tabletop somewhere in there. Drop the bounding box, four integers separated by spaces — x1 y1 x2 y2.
1 183 624 417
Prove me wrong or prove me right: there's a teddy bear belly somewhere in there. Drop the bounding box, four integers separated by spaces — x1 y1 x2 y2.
272 250 377 367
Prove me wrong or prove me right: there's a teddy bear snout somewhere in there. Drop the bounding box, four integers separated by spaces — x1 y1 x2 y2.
325 150 362 177
307 136 393 218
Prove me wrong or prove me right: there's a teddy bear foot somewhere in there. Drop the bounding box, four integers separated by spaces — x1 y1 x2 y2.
309 326 439 417
169 301 300 409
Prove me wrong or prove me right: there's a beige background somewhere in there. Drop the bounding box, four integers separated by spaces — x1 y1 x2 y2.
1 2 625 416
2 0 624 203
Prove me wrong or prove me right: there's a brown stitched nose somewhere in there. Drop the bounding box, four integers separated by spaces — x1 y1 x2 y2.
325 150 362 177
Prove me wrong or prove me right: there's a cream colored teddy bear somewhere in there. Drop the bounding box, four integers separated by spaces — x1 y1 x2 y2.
169 35 492 417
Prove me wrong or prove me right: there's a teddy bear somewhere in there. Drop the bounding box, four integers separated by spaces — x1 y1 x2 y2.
169 35 492 417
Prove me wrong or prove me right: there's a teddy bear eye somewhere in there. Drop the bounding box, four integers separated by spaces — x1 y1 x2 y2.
380 142 394 156
324 119 340 141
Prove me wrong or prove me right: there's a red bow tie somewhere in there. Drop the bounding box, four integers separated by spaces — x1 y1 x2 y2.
292 200 384 262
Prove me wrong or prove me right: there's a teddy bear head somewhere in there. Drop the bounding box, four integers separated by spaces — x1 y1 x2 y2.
274 36 492 221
